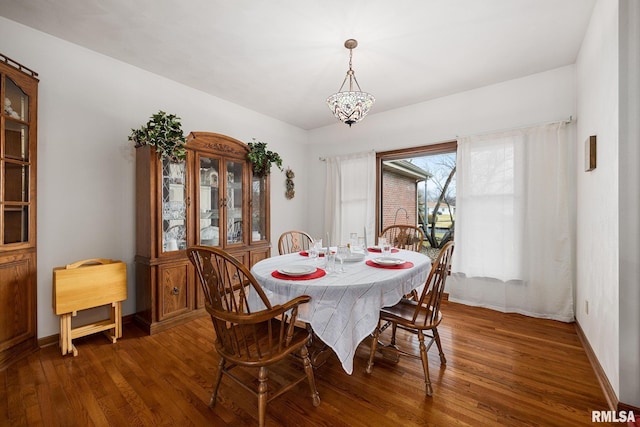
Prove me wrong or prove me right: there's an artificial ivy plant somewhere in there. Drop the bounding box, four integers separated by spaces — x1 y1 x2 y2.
129 111 187 161
247 139 283 177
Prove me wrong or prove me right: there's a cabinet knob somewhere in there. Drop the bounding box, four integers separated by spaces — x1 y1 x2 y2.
172 287 180 295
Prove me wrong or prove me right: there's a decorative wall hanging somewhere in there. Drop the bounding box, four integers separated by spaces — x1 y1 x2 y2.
285 168 295 199
585 135 597 171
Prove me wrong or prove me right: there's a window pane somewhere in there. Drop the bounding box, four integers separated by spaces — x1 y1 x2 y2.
161 159 186 252
251 176 266 241
380 147 456 257
4 162 28 202
5 77 29 122
4 121 28 161
226 161 243 244
199 156 220 246
3 206 28 243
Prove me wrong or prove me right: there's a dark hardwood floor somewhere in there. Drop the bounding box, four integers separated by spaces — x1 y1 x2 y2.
0 301 621 426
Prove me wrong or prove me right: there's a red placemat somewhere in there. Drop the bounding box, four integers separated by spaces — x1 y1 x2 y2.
367 247 400 253
365 260 414 269
271 268 326 280
299 251 326 257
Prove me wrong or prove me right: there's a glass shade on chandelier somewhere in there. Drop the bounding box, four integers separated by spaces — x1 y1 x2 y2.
327 90 375 127
327 39 375 127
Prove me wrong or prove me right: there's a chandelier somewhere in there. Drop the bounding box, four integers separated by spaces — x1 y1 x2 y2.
326 39 375 127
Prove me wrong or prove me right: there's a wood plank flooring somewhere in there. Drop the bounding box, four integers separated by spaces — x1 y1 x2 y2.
0 301 622 426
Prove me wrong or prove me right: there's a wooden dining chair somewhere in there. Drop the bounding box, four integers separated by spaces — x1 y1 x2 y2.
379 224 425 252
187 245 320 426
366 241 454 397
380 224 427 300
278 230 313 255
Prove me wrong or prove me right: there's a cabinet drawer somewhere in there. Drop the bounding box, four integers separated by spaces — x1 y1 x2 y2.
157 262 190 321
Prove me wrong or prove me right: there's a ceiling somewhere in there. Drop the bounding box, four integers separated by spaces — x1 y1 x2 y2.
0 0 596 130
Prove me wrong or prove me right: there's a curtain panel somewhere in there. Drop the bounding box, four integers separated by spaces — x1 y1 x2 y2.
324 151 376 247
449 122 575 322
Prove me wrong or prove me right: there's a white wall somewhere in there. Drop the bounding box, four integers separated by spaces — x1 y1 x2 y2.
305 65 577 239
575 0 621 400
0 17 310 338
617 0 640 408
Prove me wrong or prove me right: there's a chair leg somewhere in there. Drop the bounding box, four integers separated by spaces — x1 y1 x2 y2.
434 328 447 365
210 358 225 407
418 331 433 397
390 322 398 346
257 366 268 427
366 322 381 374
300 345 321 406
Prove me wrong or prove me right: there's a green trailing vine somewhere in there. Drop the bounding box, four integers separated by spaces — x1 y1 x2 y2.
129 111 187 161
247 139 283 177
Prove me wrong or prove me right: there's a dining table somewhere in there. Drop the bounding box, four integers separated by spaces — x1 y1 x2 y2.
250 248 432 375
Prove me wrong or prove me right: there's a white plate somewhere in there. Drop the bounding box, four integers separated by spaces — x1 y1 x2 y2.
371 257 405 266
341 253 365 262
278 265 316 276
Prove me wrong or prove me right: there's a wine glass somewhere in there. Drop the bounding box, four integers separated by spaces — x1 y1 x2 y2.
336 245 349 273
325 250 336 274
309 245 318 266
377 237 387 254
381 239 392 257
310 238 322 267
349 232 358 250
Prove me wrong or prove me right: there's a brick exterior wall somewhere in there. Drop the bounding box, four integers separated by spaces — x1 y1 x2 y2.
382 171 417 230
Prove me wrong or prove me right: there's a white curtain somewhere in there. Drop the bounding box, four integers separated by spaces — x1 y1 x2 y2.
324 151 376 247
449 121 575 322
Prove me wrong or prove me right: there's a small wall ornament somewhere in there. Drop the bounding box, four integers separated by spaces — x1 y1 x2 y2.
285 168 295 199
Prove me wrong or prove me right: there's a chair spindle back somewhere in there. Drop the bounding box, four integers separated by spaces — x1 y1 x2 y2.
278 230 313 255
380 225 425 252
414 241 455 326
188 246 303 363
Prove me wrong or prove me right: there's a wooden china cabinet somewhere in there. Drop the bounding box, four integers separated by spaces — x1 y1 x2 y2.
0 54 38 369
135 132 271 334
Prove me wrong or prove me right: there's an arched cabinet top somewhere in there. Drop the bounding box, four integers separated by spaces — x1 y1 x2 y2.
186 132 249 158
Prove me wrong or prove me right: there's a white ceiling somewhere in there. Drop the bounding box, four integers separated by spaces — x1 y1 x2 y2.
0 0 596 130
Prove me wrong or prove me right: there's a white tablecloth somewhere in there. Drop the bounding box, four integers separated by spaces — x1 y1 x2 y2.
250 249 431 374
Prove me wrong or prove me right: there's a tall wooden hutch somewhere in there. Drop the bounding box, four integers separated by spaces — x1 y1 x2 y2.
135 132 271 334
0 54 38 369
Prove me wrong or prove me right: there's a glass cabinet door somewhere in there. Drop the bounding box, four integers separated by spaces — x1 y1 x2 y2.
251 176 267 242
198 156 220 246
225 160 244 245
161 159 186 252
2 77 31 245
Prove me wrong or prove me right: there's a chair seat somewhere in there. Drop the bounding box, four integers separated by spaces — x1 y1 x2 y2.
218 320 311 367
380 298 442 330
